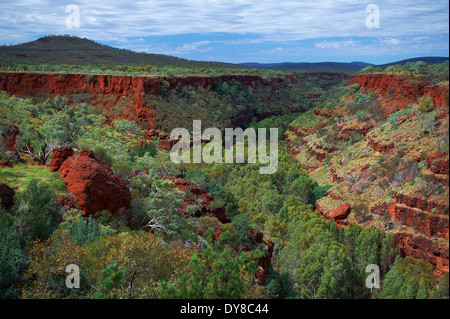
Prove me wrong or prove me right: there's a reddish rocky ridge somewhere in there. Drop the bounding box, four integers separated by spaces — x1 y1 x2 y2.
285 73 449 276
0 71 346 150
394 232 449 276
348 74 449 111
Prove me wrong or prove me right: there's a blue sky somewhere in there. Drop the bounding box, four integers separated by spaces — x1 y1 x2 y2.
0 0 448 64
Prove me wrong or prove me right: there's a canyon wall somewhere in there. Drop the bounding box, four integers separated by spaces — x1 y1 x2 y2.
286 73 449 275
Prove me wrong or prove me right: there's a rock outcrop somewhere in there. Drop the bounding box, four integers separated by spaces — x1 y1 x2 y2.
165 177 231 223
254 231 274 286
348 74 449 110
49 146 74 172
331 203 352 220
286 73 449 276
0 183 15 210
0 160 12 168
50 147 131 217
0 71 347 134
394 232 449 276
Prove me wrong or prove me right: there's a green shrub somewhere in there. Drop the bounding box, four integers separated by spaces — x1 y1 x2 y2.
15 179 60 242
347 83 361 94
418 97 434 112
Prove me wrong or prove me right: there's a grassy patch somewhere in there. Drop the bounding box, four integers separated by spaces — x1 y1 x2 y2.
0 164 66 195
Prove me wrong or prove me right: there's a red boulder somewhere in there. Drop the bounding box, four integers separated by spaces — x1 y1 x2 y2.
0 183 15 210
331 203 352 220
53 148 131 218
49 147 74 172
0 160 12 168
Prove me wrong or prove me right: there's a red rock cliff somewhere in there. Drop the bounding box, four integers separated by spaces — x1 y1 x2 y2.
348 74 449 109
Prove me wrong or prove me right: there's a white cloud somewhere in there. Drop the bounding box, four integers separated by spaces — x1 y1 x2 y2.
0 0 447 63
315 40 357 49
176 41 211 52
378 38 400 45
0 0 448 45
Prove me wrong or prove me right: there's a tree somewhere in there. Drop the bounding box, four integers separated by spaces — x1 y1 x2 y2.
378 256 438 299
0 210 28 298
0 91 33 161
83 231 193 298
133 151 182 181
0 93 68 165
112 119 142 136
92 263 127 299
298 241 358 299
16 121 60 165
45 103 105 147
66 215 101 246
160 246 262 299
15 179 60 242
142 180 188 238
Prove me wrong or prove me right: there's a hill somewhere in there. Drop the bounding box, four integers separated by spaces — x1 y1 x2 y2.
377 57 449 68
242 57 449 71
0 35 242 69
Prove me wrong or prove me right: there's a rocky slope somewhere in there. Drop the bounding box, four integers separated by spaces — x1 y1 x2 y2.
285 73 449 275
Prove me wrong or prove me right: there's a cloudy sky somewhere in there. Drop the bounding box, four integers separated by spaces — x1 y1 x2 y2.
0 0 448 64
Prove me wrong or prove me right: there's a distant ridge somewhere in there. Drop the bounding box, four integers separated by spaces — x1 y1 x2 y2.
0 35 242 69
241 62 367 71
1 36 448 72
376 57 449 68
241 57 449 71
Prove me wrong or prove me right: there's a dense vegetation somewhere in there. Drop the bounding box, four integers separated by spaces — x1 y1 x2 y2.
148 78 316 133
1 61 449 299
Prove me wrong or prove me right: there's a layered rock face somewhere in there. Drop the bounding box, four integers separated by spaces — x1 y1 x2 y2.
49 147 131 217
348 74 449 109
389 194 449 276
